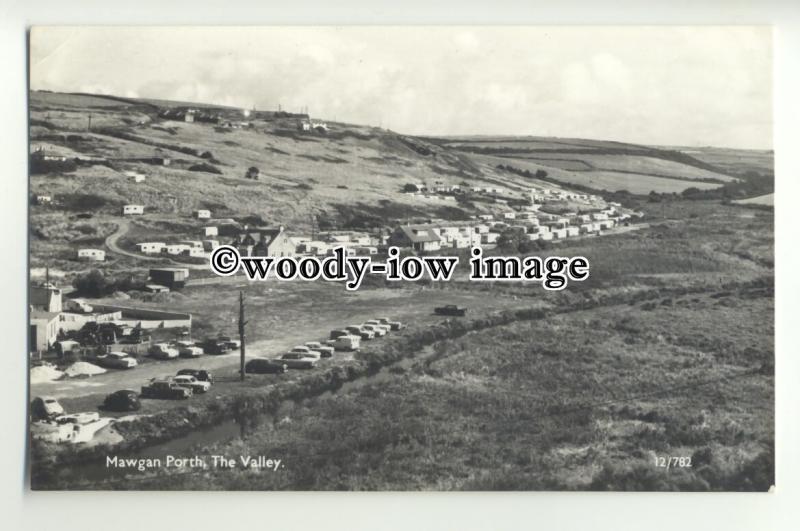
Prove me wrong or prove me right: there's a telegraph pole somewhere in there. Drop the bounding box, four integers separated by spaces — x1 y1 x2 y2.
238 291 247 381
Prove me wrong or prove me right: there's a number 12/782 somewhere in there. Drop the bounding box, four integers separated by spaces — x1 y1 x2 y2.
655 456 692 469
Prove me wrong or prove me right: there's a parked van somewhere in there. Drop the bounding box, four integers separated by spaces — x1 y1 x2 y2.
333 334 360 352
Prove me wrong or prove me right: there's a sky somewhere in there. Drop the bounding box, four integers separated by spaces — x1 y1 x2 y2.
29 26 772 149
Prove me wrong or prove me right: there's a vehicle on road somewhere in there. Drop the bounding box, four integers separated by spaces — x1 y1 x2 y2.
172 375 211 394
102 390 141 412
140 380 192 399
176 369 214 383
277 356 317 369
361 323 387 337
346 325 375 340
331 334 360 351
245 358 288 374
96 351 138 369
31 396 65 420
434 304 467 316
377 317 405 330
179 345 204 358
305 342 334 358
149 343 179 359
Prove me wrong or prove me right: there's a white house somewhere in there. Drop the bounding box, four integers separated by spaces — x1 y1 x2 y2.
136 242 166 254
194 209 211 220
202 226 219 237
178 240 204 249
77 249 105 261
163 244 191 255
123 205 144 215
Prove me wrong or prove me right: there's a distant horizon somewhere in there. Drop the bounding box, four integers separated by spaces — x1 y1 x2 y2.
31 87 773 154
30 27 772 150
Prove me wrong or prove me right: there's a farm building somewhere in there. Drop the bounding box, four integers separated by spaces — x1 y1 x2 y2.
30 310 60 354
77 249 105 261
122 204 144 215
136 242 166 254
566 227 580 237
194 209 211 219
502 212 516 220
178 240 204 249
203 226 219 237
149 268 189 289
33 195 52 205
388 225 442 253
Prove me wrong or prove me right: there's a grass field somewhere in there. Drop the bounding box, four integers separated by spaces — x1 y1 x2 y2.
137 285 772 491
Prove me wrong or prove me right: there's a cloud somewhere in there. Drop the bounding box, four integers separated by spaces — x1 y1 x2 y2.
29 26 772 149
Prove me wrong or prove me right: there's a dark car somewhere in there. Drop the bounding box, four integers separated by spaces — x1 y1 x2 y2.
201 339 230 355
102 390 142 412
245 358 288 374
176 368 214 383
434 304 467 316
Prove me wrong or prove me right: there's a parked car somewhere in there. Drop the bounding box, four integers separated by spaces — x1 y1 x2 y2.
245 358 288 374
305 341 334 358
377 317 404 330
346 325 374 340
277 356 317 369
176 369 214 383
364 320 391 334
329 329 349 340
103 390 141 412
286 346 320 360
30 396 65 420
172 375 211 394
217 335 241 350
149 343 179 359
332 334 360 352
282 351 319 361
140 380 192 399
179 346 204 358
434 304 467 316
96 351 138 369
361 323 386 337
200 339 230 355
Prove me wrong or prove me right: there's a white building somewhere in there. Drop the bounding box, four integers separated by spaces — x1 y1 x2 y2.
77 249 105 261
203 226 218 237
163 244 191 255
194 209 211 220
136 242 166 254
122 204 144 215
